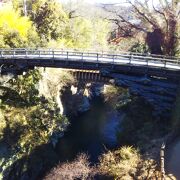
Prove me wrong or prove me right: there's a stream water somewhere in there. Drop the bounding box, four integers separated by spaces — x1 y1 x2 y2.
166 138 180 179
55 97 122 163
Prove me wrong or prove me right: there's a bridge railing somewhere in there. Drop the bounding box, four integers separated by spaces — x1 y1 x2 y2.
0 49 180 69
1 48 179 59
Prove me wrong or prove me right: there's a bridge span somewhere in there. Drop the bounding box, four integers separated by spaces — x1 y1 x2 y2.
0 49 180 80
1 48 180 116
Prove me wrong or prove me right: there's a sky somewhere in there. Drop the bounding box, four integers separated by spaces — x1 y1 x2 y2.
61 0 162 7
88 0 126 3
61 0 129 4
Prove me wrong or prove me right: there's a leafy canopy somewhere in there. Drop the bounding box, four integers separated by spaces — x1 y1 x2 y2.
0 5 39 48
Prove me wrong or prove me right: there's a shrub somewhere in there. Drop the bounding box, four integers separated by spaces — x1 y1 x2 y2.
44 153 95 180
99 146 162 179
103 85 130 108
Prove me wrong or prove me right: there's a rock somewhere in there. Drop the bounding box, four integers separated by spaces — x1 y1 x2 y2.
78 96 90 112
71 85 78 95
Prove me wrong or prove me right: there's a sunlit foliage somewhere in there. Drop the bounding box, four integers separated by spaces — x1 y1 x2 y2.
47 17 109 49
0 5 39 48
99 146 141 179
1 0 110 49
103 85 131 108
33 0 68 41
99 146 164 179
0 70 70 178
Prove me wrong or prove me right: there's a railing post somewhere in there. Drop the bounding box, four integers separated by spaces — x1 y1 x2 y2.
39 50 41 57
0 64 3 74
160 143 165 180
97 53 99 62
13 49 15 57
82 52 83 61
130 54 133 64
164 60 166 68
67 51 69 59
1 50 3 57
25 49 28 57
52 50 54 59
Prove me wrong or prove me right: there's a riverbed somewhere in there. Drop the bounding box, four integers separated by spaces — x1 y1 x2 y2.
55 97 123 163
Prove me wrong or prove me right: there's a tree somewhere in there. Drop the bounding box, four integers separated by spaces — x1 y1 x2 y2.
60 1 110 49
10 70 41 105
33 0 68 41
45 16 109 50
0 69 70 179
104 0 180 56
0 5 40 48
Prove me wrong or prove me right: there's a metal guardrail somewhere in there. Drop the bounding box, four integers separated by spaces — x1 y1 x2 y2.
0 49 180 70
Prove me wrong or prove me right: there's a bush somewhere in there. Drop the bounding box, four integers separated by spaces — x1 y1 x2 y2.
44 153 95 180
130 42 149 54
99 146 159 179
103 85 130 108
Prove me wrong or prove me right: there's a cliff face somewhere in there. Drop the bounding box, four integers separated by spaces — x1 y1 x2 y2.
60 83 105 117
38 68 107 117
38 68 75 115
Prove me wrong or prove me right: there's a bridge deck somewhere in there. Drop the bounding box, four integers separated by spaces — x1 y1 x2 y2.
0 49 180 79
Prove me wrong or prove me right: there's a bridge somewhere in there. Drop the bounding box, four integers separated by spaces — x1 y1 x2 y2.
0 48 180 117
0 49 180 79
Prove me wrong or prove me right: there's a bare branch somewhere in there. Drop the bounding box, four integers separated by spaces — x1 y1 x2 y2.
102 5 146 32
127 0 160 29
152 0 169 33
116 13 146 32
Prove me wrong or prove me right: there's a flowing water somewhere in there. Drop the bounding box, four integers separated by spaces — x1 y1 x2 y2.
166 138 180 179
55 97 122 163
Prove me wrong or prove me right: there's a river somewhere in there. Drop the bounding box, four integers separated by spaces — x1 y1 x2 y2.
166 137 180 179
55 97 122 163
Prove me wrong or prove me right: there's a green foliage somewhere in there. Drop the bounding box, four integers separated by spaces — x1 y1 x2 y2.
0 1 110 49
9 70 41 105
103 85 131 108
33 0 68 41
99 146 158 179
47 17 110 49
0 69 70 178
92 19 109 50
99 146 140 179
62 17 109 49
130 42 150 54
0 109 6 139
63 17 93 49
0 5 40 48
